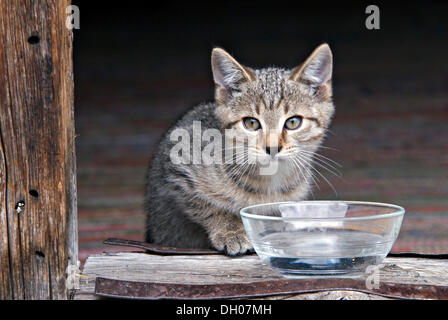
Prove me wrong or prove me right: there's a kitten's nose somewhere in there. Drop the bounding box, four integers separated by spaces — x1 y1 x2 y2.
266 146 282 155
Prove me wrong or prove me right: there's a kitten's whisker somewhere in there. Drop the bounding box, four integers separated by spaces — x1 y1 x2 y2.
290 147 341 167
291 148 343 177
226 160 248 178
298 152 342 172
237 161 254 187
225 153 249 175
289 158 309 188
299 153 342 178
294 154 323 192
220 146 251 159
296 154 337 196
291 158 315 199
299 149 342 168
291 156 320 192
311 159 342 178
316 145 340 152
242 164 257 189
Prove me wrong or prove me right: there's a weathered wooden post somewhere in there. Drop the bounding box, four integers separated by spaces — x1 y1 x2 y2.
0 0 77 299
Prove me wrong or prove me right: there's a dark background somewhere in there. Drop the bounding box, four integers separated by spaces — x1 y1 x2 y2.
71 1 448 262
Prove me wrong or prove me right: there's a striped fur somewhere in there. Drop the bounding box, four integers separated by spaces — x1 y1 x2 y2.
145 44 335 255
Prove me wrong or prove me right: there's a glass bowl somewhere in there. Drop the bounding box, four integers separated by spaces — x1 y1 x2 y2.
240 201 405 278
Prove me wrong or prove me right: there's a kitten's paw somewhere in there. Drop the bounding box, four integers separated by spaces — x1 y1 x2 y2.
210 230 253 256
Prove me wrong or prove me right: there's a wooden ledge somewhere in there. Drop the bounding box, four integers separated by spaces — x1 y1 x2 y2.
73 252 448 300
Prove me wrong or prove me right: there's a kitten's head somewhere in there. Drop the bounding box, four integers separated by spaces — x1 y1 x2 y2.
212 44 335 166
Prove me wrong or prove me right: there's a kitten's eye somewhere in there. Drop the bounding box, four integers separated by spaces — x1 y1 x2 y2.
243 117 261 131
284 116 303 130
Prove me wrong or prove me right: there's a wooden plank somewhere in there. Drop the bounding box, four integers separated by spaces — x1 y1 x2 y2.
74 252 448 300
0 113 12 299
0 0 76 299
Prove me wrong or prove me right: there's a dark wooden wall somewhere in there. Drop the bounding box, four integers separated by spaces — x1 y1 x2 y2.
0 0 77 299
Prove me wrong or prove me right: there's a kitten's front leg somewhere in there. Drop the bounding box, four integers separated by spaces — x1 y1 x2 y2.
195 210 253 256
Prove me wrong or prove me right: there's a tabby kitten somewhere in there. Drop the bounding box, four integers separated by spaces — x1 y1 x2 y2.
145 44 335 256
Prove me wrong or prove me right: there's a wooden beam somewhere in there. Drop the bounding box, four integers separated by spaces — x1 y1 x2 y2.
74 252 448 300
0 0 76 299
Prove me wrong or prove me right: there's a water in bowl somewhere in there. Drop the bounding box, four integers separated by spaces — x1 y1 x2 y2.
253 229 392 278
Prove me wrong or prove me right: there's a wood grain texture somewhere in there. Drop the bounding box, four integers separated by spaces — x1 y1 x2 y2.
74 252 448 300
0 0 76 299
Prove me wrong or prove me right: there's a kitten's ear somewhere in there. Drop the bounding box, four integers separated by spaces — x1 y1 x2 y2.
211 48 255 103
290 44 333 99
